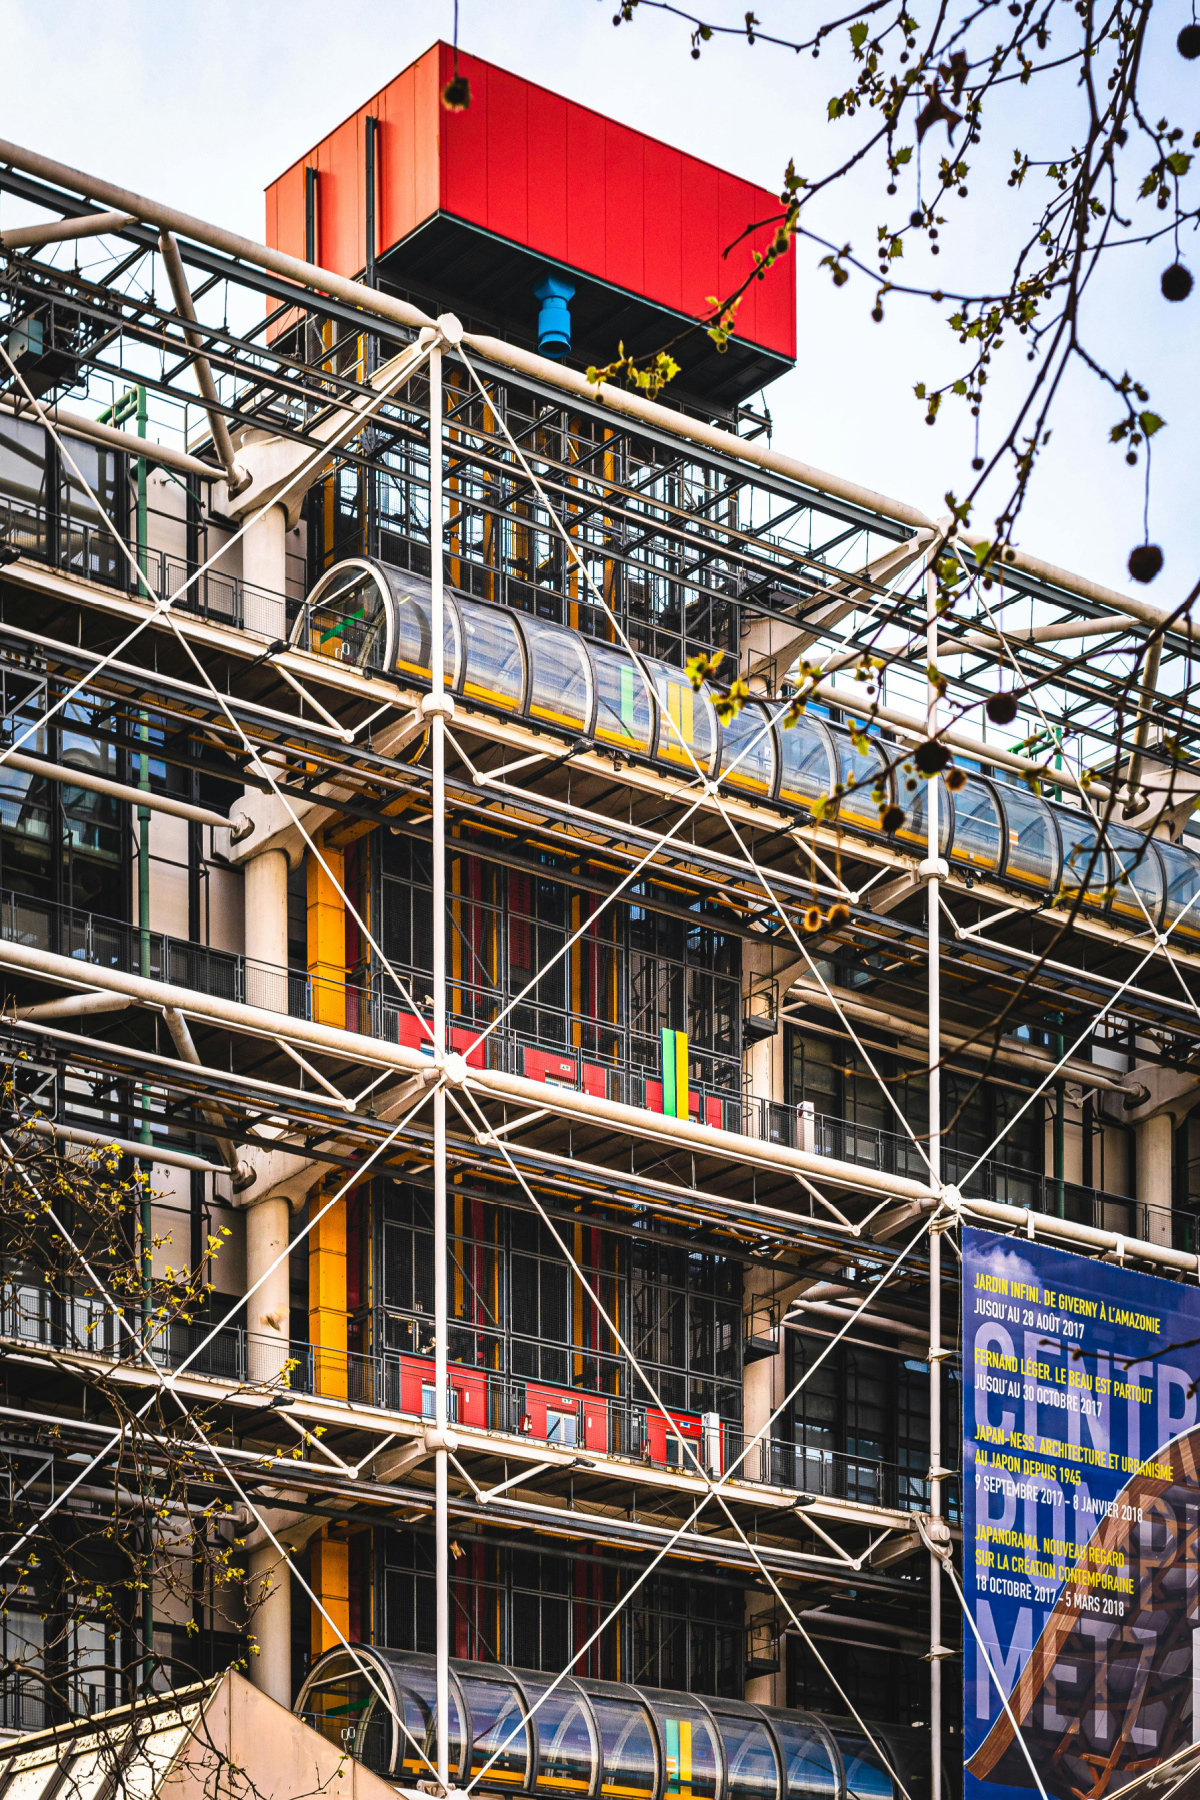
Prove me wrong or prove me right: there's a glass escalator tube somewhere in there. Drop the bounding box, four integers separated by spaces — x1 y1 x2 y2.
826 723 894 834
459 593 529 713
949 775 1005 879
706 1701 782 1800
1156 837 1200 944
717 699 779 799
292 558 395 671
518 1668 601 1798
586 637 655 756
1105 820 1166 931
521 612 596 734
1055 808 1112 911
636 1688 724 1800
759 1710 842 1800
649 661 719 778
575 1681 659 1800
776 714 838 814
995 782 1060 892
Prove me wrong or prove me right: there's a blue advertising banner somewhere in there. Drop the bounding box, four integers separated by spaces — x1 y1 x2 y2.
963 1224 1200 1800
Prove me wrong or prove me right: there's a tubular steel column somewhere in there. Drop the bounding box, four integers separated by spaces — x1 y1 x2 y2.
926 557 944 1800
429 341 451 1794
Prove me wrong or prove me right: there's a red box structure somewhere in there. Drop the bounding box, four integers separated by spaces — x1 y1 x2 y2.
265 42 795 409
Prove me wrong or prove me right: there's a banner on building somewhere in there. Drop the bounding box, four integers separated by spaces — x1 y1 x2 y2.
963 1224 1200 1800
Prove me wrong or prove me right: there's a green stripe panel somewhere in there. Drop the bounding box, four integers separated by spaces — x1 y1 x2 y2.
620 664 635 734
661 1027 676 1117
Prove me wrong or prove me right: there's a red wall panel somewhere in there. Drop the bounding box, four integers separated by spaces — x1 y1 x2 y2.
563 100 607 278
265 40 795 360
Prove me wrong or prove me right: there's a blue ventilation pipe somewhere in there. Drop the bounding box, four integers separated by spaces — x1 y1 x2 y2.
533 274 574 358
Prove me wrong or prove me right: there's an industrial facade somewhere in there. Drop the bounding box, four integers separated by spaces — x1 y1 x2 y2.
0 39 1196 1800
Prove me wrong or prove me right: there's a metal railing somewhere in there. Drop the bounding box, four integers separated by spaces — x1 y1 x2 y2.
0 490 287 641
744 1097 1176 1245
0 1276 942 1510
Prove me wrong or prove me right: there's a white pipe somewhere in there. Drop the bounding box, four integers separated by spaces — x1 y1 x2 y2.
464 336 1193 641
926 557 944 1800
25 1115 223 1174
0 209 135 250
0 749 230 828
786 1299 926 1341
429 340 451 1794
784 978 1128 1092
11 992 131 1022
0 137 434 336
942 1188 1198 1274
157 230 247 495
161 1006 252 1188
811 674 1094 796
952 613 1134 652
0 392 215 479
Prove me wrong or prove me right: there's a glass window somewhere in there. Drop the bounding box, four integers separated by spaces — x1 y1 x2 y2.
1056 810 1111 908
589 641 653 754
521 1674 597 1797
59 434 123 586
709 1709 780 1800
829 726 892 832
1106 823 1164 930
1157 840 1200 941
650 664 718 777
462 1673 532 1787
950 777 1004 874
719 702 776 797
892 774 951 858
395 1660 466 1783
776 715 836 811
997 784 1059 889
764 1716 839 1800
390 578 461 688
523 615 592 732
582 1688 657 1800
460 600 526 711
835 1735 896 1800
641 1694 721 1800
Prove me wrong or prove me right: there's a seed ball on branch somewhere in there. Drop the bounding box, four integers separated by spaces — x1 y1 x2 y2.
1179 23 1200 57
1161 263 1194 301
986 691 1020 725
881 804 906 834
802 904 823 933
827 903 851 929
910 210 924 227
914 739 952 775
1128 544 1164 583
440 74 472 111
945 767 968 792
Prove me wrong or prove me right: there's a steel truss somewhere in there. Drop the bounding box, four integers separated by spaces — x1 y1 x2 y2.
0 137 1197 1800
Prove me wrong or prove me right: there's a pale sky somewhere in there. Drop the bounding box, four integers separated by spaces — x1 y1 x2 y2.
1 0 1194 606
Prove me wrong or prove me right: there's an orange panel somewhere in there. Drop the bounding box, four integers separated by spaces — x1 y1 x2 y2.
307 831 346 1030
310 1528 350 1655
309 1188 348 1401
